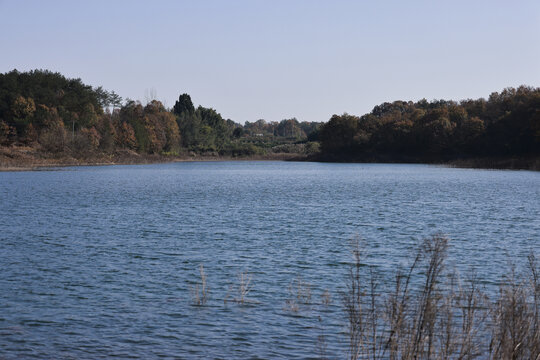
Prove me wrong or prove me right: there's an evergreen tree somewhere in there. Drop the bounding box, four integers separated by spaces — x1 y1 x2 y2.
173 93 195 116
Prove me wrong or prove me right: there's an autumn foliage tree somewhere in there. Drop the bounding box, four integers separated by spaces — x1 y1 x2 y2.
116 121 138 150
116 100 180 153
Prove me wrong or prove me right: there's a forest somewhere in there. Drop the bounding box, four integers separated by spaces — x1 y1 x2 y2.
0 69 538 168
317 86 540 164
0 69 321 160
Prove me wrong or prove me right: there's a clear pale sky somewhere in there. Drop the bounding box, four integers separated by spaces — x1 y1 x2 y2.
1 0 539 123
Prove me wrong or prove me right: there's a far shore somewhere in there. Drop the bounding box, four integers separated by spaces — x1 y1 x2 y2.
1 146 538 172
0 145 307 171
311 154 540 171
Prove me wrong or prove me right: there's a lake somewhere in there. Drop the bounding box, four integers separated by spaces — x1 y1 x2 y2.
1 162 539 359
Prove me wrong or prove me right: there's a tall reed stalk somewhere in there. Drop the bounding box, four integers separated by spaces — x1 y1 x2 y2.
342 235 539 360
190 264 208 306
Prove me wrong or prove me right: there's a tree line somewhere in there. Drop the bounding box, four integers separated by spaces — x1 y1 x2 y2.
0 69 321 157
317 86 540 161
1 69 538 162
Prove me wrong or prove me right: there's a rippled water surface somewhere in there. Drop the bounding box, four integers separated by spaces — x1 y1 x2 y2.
1 162 539 359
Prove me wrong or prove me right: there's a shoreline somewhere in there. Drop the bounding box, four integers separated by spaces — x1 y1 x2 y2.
0 146 307 171
310 153 540 171
1 146 538 172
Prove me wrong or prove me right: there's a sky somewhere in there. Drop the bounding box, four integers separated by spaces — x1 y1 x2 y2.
1 0 539 123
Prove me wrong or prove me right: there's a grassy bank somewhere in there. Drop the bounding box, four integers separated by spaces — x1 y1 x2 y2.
0 145 306 171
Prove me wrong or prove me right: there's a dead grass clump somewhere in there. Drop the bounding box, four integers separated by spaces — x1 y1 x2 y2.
224 271 256 305
190 264 208 306
285 277 313 312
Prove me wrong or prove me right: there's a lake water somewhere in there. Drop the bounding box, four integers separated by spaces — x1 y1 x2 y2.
1 162 539 359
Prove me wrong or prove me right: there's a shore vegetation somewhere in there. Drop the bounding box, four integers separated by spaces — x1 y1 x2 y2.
1 69 538 170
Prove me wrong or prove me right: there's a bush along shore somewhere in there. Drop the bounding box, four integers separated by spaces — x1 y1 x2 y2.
1 69 538 170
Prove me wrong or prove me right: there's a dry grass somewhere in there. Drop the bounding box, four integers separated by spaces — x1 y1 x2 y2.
317 315 329 360
488 253 540 359
343 235 539 360
284 277 313 312
236 271 253 304
321 289 332 306
189 264 209 306
224 270 254 305
184 236 538 359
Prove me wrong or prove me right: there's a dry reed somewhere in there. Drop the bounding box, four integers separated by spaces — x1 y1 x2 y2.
342 235 539 360
190 264 208 306
284 276 313 312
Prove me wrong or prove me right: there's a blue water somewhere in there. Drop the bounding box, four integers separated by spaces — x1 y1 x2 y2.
1 162 539 359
